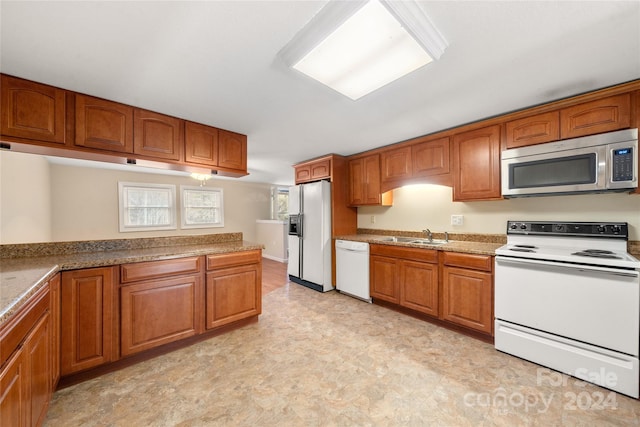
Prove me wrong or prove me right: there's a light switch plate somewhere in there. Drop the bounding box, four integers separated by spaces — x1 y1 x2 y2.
451 215 464 226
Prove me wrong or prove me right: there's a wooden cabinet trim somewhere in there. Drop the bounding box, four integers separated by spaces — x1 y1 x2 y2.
120 256 202 284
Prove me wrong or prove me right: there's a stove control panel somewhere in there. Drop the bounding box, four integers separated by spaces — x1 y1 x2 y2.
507 221 628 239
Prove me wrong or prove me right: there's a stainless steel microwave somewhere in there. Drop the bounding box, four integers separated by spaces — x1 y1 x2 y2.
501 128 638 197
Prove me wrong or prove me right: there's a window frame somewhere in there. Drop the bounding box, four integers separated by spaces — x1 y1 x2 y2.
118 182 177 232
180 185 225 229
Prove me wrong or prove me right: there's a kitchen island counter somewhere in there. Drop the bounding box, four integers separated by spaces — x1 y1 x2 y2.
0 235 263 326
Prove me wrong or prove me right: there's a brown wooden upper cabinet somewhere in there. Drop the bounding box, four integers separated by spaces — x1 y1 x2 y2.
412 137 450 177
294 157 332 184
381 146 412 183
218 129 247 172
349 154 392 206
560 94 631 139
505 111 560 149
185 121 219 167
1 74 67 144
134 108 183 161
75 94 134 153
453 125 501 201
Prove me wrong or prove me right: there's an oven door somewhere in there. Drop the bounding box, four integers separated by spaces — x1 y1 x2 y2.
495 256 639 356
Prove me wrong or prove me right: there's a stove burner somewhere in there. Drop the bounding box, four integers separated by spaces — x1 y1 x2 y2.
571 251 623 259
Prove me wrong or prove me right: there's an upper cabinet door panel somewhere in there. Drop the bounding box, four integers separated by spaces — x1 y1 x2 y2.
453 125 501 201
505 111 560 149
1 75 66 144
309 159 331 181
217 129 247 171
134 108 183 161
560 94 631 139
412 137 450 176
75 94 133 153
185 121 218 167
381 147 412 182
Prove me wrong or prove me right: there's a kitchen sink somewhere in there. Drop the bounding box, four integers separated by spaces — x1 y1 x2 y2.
373 236 449 245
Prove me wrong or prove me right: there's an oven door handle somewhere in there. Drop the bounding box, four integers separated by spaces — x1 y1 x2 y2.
495 256 640 278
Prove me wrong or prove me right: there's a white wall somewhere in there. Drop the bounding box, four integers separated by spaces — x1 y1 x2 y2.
256 220 288 262
358 184 640 240
0 151 272 243
0 151 52 243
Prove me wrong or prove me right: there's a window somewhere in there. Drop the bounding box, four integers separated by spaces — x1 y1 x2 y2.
272 187 289 221
118 182 176 232
181 185 224 229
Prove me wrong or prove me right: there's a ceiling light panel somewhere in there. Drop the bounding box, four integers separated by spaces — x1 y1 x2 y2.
279 0 447 100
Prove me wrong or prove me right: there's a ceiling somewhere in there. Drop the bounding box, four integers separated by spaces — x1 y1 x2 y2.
1 1 639 186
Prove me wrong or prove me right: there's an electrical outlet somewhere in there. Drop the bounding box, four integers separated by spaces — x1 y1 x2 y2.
370 215 376 224
451 215 464 226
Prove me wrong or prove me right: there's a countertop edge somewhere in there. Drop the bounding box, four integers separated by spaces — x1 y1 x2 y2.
336 235 501 256
1 242 264 327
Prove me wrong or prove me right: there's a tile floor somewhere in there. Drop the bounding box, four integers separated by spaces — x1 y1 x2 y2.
45 280 639 426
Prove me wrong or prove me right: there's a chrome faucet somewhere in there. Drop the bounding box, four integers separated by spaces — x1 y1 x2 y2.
422 228 433 242
444 231 449 243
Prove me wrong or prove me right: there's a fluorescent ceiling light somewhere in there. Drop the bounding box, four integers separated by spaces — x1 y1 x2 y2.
279 0 447 100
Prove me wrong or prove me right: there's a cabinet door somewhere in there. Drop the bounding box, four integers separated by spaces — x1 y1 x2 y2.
412 137 450 177
120 275 202 356
399 260 439 317
295 164 312 183
26 312 51 427
441 266 493 334
310 158 331 181
0 347 28 427
560 94 631 139
133 108 183 161
61 267 115 375
381 146 412 182
505 111 560 149
370 255 399 304
206 264 261 329
49 274 60 389
452 125 501 201
185 121 218 167
1 75 66 144
217 129 247 171
349 155 386 206
75 94 133 153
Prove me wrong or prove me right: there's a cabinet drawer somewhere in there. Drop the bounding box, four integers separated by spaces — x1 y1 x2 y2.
207 250 261 270
443 252 492 272
120 256 202 284
370 244 437 263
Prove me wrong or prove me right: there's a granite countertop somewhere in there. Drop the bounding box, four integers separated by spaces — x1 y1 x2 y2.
337 234 503 256
0 239 263 326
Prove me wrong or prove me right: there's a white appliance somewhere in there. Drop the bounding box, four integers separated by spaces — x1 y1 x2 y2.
501 128 638 197
495 221 640 398
336 240 371 302
287 180 333 292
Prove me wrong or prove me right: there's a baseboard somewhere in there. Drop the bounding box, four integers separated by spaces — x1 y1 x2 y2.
262 254 288 263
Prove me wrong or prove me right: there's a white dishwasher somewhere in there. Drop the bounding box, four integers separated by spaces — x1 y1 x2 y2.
335 240 371 302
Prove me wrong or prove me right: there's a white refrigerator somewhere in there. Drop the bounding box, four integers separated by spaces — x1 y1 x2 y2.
287 180 333 292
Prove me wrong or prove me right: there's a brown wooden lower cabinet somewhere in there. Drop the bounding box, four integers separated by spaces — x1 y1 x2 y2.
0 285 52 427
120 274 203 356
60 267 116 376
441 252 493 335
0 346 28 426
206 261 262 330
370 245 439 316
